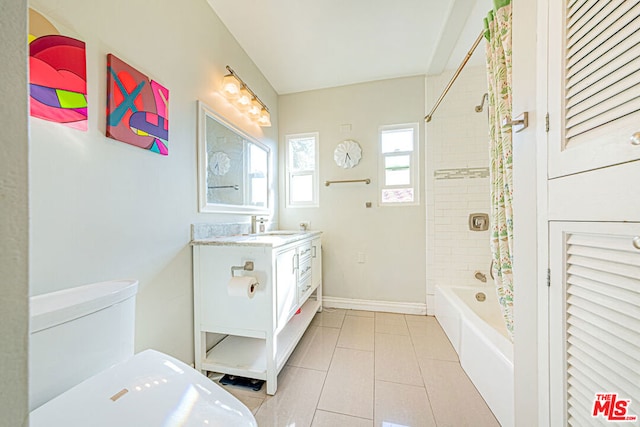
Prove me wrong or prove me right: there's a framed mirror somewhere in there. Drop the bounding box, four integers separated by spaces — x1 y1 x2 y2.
197 101 270 214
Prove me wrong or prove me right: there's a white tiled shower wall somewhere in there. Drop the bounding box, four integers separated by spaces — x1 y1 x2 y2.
426 64 493 313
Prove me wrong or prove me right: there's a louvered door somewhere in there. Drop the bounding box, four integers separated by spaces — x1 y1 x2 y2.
549 222 640 426
548 0 640 178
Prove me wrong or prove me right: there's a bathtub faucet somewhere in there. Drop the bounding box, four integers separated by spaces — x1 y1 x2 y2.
474 271 487 283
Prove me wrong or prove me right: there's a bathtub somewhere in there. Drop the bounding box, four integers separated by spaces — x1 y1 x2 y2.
435 285 514 427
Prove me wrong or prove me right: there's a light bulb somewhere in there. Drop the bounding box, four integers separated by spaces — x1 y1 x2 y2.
258 108 271 127
235 87 252 111
221 74 240 99
248 98 262 119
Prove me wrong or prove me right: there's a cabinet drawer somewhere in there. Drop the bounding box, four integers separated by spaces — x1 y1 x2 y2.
297 277 313 302
298 243 313 261
298 255 312 283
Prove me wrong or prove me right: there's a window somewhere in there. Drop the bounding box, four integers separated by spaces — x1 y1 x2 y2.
378 123 419 205
286 132 318 207
246 142 268 207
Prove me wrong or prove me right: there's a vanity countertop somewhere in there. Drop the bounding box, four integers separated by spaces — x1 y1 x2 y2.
190 230 322 248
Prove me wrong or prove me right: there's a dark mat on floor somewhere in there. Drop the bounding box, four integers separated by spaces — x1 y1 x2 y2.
219 374 265 392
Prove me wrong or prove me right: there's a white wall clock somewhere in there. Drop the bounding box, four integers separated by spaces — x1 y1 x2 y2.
209 151 231 176
334 140 362 169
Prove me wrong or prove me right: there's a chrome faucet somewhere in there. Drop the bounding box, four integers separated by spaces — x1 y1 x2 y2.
250 215 257 234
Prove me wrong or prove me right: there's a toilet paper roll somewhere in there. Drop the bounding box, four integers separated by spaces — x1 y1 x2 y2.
227 276 258 298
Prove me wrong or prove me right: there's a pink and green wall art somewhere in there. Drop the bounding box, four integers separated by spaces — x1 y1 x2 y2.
28 8 88 131
106 54 169 155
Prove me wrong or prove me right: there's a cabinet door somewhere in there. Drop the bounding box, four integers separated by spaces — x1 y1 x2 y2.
549 222 640 426
312 238 322 290
548 0 640 179
275 247 298 330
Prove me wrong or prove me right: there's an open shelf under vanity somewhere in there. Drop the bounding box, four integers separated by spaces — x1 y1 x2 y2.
191 231 323 395
202 297 321 380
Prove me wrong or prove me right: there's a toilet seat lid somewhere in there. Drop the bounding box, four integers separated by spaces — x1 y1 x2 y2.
30 349 257 427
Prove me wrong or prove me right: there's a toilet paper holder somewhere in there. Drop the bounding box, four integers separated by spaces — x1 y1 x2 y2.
231 261 254 277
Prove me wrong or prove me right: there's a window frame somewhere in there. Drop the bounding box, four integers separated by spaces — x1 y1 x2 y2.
378 123 420 206
285 132 319 208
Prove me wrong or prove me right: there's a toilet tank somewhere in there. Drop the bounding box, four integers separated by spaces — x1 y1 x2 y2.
29 280 138 411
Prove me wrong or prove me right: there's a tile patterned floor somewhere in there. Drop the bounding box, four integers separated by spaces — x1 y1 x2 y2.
218 309 500 427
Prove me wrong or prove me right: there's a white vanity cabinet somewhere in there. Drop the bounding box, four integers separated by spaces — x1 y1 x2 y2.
191 232 322 395
311 237 322 292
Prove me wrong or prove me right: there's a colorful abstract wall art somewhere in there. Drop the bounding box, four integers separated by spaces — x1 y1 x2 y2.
106 54 169 156
28 8 88 131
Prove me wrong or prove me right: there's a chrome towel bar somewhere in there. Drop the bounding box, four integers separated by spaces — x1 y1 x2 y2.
325 178 371 186
208 185 239 190
501 112 529 133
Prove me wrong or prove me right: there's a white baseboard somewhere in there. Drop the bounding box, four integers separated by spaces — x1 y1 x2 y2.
322 296 427 315
426 294 435 316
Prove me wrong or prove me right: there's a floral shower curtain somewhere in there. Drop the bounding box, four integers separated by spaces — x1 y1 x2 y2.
485 0 514 340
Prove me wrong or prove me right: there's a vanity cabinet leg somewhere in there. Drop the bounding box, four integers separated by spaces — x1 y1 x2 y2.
317 283 323 312
265 335 277 395
266 374 278 395
195 331 206 373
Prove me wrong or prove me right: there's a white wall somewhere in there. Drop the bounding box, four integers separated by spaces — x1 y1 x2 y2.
279 76 426 307
512 0 542 424
0 0 29 424
28 0 278 363
425 63 492 312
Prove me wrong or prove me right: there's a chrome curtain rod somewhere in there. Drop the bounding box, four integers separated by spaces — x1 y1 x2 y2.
425 30 485 123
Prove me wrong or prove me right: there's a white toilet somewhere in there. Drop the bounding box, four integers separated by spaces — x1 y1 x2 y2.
29 280 257 426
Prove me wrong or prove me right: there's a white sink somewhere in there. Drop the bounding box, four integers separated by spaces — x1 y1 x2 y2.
252 230 303 236
192 230 311 246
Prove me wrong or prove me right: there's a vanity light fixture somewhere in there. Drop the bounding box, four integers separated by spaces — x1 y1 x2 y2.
221 65 271 127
